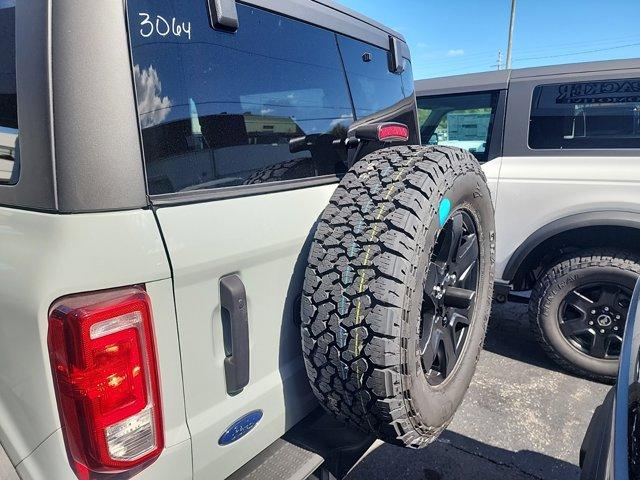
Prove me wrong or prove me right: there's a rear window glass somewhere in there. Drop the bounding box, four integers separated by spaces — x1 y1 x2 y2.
0 0 18 184
417 92 498 162
338 35 411 118
529 79 640 150
127 0 354 195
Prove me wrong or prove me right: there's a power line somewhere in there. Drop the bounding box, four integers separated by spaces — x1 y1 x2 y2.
514 41 640 62
425 33 640 66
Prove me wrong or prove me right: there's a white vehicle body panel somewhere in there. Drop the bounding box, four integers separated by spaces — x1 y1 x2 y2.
155 185 334 479
480 156 501 209
16 431 191 480
494 155 640 278
0 207 190 477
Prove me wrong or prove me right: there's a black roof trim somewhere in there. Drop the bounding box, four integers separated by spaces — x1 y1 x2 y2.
311 0 406 42
415 58 640 97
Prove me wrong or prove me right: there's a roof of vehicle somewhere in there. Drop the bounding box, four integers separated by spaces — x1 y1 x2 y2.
242 0 409 60
311 0 406 42
415 58 640 96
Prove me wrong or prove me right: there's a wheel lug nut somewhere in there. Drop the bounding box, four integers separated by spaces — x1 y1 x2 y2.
600 329 605 333
604 306 610 311
589 321 594 325
614 326 619 331
616 315 621 320
591 309 596 314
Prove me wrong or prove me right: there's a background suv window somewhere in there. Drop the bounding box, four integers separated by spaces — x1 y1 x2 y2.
127 1 354 195
417 92 498 162
529 79 640 149
0 0 18 184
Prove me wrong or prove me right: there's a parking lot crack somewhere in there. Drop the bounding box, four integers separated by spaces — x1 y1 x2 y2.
436 438 547 480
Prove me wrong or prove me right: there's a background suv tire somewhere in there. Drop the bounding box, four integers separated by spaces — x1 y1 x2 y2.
301 145 495 448
529 250 640 382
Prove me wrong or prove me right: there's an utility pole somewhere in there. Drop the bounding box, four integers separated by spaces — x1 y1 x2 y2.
495 50 503 70
506 0 517 69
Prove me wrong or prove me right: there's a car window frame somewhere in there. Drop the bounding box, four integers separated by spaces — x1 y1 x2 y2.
124 1 415 206
0 1 19 186
502 69 640 158
416 89 505 163
528 78 640 151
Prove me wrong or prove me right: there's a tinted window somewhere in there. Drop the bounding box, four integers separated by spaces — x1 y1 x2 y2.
127 1 354 195
529 79 640 150
338 35 410 118
417 92 498 162
0 0 18 184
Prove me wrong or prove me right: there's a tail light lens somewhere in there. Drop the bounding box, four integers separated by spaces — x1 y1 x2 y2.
377 123 409 142
47 286 163 474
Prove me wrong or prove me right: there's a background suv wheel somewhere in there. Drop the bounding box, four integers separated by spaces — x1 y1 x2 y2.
529 250 640 382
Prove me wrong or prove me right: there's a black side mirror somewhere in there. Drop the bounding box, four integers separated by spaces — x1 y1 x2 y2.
207 0 239 31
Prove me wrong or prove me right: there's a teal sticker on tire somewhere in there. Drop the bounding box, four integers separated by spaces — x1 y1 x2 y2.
439 198 451 227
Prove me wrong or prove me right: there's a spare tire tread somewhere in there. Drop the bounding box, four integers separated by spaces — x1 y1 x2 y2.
301 145 488 448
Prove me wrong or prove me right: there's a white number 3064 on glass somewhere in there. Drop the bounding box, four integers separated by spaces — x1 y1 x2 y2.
139 13 192 40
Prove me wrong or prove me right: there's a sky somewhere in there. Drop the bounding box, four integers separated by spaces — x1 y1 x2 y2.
335 0 640 79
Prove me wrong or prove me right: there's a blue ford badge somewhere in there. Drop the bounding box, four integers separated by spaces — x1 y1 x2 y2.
218 410 263 445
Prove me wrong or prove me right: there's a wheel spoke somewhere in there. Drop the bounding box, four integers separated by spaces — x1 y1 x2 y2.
441 327 458 376
445 214 464 264
421 330 439 372
450 311 470 329
454 233 478 281
589 334 609 358
564 290 594 315
598 286 619 308
424 263 444 295
559 318 590 336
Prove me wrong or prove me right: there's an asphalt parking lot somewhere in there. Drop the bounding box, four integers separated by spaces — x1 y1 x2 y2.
347 301 611 480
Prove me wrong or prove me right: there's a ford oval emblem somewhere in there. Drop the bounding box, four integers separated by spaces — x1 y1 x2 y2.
218 410 263 446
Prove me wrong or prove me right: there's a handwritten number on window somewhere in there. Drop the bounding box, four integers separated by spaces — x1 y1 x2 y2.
139 13 191 40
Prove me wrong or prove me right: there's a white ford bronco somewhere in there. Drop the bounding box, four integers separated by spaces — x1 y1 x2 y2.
0 1 495 479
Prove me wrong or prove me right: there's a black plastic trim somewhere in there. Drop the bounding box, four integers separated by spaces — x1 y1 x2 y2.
502 211 640 282
150 175 341 208
493 279 511 298
220 274 250 395
580 387 615 480
487 89 507 162
388 36 404 74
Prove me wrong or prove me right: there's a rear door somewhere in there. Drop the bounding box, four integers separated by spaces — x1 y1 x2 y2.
125 1 412 478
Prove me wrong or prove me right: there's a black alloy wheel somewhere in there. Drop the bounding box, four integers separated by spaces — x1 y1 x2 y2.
559 282 633 360
420 209 480 385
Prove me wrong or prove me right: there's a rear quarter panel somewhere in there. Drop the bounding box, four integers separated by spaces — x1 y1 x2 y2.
0 207 189 477
495 69 640 279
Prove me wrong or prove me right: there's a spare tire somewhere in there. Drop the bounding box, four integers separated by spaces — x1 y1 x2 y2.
301 145 495 448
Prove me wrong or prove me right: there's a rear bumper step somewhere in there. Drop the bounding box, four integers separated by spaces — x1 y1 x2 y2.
228 408 375 480
227 438 323 480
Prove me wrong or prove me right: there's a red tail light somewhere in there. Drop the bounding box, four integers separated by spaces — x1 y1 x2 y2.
378 123 409 142
47 286 163 475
